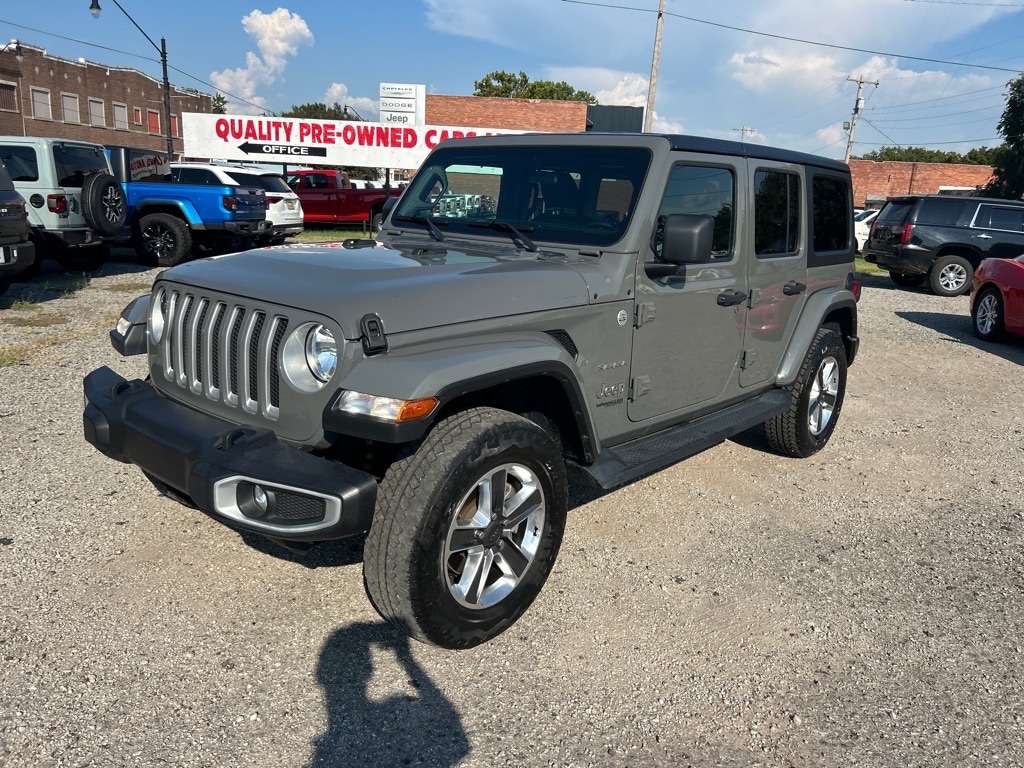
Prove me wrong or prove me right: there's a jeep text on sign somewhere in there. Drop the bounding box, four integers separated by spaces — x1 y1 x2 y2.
182 113 525 169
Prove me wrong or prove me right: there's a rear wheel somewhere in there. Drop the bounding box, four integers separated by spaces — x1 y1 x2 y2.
0 277 10 297
972 286 1005 342
929 254 972 296
363 408 567 649
765 326 848 458
889 271 925 288
136 213 191 267
370 210 383 234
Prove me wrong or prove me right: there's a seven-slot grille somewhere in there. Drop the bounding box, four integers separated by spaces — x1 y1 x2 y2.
155 287 289 420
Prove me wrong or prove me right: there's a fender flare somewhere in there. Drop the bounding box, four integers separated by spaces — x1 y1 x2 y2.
131 198 204 229
323 333 599 459
775 290 858 386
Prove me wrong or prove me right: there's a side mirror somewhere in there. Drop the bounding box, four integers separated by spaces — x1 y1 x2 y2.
661 213 714 265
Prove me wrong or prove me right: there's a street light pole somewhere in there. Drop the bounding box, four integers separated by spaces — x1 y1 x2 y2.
90 0 175 159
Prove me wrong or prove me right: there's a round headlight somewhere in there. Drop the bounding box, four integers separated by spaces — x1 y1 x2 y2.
149 288 166 344
305 324 337 382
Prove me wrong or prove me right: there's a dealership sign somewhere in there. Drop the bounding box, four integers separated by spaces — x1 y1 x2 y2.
182 113 523 168
379 82 425 126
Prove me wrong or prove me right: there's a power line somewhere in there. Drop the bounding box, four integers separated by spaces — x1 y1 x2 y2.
0 16 268 113
560 0 1024 73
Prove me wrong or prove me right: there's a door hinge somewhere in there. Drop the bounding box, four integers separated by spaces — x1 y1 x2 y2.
629 375 651 401
634 302 657 328
740 349 757 370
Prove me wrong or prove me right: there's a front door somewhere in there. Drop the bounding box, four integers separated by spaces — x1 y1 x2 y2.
628 159 746 423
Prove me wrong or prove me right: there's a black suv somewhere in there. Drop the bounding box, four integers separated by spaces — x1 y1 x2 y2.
864 194 1024 296
0 161 36 297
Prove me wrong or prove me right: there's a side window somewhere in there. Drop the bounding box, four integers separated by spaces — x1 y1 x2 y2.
975 204 1024 232
658 165 735 258
917 198 966 226
754 170 801 256
0 145 40 182
811 175 851 253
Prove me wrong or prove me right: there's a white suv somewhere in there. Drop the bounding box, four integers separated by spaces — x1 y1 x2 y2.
0 136 127 271
169 162 303 245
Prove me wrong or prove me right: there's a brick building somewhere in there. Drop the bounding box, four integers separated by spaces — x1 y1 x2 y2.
848 159 994 208
426 94 588 132
0 41 213 157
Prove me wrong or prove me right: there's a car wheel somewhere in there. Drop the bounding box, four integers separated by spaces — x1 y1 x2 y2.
765 325 848 458
82 173 128 237
929 254 972 296
363 407 568 649
0 276 10 298
972 286 1006 342
370 211 383 234
55 243 108 272
137 213 191 267
888 271 925 288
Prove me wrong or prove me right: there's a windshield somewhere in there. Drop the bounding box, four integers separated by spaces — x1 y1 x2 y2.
393 145 651 247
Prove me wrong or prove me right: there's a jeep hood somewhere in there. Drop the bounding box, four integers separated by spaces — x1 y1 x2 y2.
160 241 592 336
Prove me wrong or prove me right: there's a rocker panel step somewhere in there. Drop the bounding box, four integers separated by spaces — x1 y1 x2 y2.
581 389 791 489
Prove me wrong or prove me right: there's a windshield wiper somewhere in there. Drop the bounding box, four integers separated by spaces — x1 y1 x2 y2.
392 214 448 242
469 220 538 252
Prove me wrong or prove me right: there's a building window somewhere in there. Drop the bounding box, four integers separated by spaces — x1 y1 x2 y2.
133 106 142 125
147 109 160 135
88 98 105 127
0 80 16 112
61 93 80 124
170 114 180 138
113 103 128 130
31 88 51 120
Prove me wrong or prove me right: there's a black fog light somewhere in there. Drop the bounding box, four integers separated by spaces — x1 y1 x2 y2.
238 482 276 519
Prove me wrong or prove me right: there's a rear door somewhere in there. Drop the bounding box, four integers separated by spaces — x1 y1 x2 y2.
970 203 1024 258
740 162 809 387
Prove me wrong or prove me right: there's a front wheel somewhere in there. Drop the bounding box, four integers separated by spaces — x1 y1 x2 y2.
972 286 1006 342
363 408 568 649
929 254 973 296
765 326 848 458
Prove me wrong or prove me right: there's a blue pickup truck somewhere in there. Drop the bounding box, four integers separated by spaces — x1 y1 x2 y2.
106 145 268 266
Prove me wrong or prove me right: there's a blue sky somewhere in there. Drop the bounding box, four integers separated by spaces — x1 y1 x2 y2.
3 0 1024 159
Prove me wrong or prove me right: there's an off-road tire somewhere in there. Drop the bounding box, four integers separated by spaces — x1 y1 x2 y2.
363 407 568 649
765 326 848 458
928 254 973 297
81 172 128 237
136 213 191 267
889 271 925 288
972 286 1006 342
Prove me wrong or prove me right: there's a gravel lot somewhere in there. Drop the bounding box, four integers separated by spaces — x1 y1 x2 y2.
1 253 1022 768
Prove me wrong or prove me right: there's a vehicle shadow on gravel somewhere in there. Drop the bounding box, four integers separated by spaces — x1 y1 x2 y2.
896 310 1024 365
310 621 469 768
1 249 155 309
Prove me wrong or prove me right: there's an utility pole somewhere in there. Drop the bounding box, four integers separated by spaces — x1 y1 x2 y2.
644 0 667 132
733 127 756 143
844 76 879 164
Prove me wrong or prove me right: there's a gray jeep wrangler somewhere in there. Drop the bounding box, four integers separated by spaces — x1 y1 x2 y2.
83 133 860 649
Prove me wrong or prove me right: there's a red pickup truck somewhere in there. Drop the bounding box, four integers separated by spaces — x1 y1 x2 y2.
285 169 402 231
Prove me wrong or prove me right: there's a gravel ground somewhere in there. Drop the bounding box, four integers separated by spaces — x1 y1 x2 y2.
1 254 1022 768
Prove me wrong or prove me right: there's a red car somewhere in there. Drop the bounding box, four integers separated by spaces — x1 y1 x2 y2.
970 255 1024 342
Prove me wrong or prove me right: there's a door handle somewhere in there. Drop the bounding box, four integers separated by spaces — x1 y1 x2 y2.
783 281 807 296
975 233 992 240
717 290 747 307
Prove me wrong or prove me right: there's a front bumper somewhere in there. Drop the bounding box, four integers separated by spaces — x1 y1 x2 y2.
83 366 378 542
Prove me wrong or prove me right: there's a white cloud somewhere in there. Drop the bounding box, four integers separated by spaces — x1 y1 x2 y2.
729 47 843 91
323 83 379 119
210 8 313 115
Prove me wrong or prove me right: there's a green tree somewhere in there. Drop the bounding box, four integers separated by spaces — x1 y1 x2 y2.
473 70 597 104
985 75 1024 199
854 146 991 164
281 102 349 120
211 93 227 114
